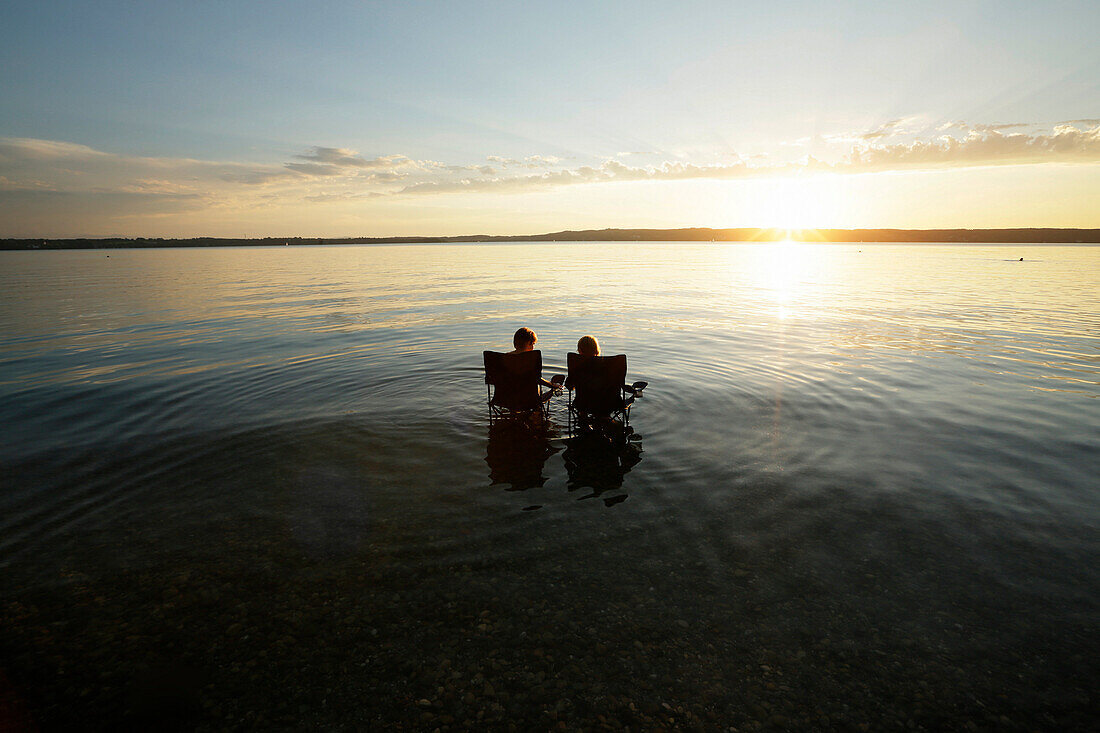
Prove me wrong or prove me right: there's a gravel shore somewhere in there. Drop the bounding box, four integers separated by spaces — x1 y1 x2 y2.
2 519 1094 732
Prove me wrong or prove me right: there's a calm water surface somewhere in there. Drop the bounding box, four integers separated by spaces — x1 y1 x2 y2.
1 243 1097 729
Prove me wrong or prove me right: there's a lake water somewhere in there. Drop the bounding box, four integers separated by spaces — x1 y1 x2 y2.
1 242 1097 730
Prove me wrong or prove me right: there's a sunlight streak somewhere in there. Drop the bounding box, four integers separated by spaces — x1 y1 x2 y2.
745 240 832 318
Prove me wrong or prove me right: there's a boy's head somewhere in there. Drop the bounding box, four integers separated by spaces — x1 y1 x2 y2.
577 335 600 356
513 327 537 351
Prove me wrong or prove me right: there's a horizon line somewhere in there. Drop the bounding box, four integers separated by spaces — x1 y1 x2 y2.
3 226 1100 248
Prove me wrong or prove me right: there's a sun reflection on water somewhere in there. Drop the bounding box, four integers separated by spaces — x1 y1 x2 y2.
746 240 831 318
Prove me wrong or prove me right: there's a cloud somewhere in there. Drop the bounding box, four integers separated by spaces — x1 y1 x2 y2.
0 136 301 192
523 155 561 168
283 148 420 179
0 174 54 191
284 162 343 177
433 163 497 175
294 147 409 169
859 118 908 140
0 138 426 197
484 154 561 169
389 122 1100 197
856 116 935 141
302 191 385 202
367 171 407 183
217 168 300 184
937 121 1032 133
974 122 1032 132
397 167 604 195
0 137 108 162
2 120 1097 232
821 116 931 144
395 160 764 196
844 123 1100 170
114 178 205 195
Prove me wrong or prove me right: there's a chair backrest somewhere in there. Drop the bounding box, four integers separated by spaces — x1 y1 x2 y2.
484 350 544 410
567 352 628 414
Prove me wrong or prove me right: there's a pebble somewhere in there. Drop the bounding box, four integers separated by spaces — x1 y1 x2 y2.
5 537 1083 733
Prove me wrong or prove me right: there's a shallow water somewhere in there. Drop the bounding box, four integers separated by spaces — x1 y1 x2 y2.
1 242 1097 729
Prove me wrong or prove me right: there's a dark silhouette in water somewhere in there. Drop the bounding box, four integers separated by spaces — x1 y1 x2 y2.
557 336 647 504
483 332 643 504
564 347 647 436
483 414 643 505
483 329 565 421
563 423 643 505
485 417 559 491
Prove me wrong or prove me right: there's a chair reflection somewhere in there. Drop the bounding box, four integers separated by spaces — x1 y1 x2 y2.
482 344 644 504
484 418 644 505
484 417 559 491
562 425 643 506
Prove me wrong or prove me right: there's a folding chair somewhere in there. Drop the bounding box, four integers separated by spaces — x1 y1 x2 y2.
483 350 562 423
565 352 647 436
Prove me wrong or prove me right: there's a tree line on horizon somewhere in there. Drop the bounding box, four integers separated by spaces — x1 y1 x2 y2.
3 227 1099 249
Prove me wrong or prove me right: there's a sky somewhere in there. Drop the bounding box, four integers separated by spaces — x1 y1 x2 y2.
1 0 1098 237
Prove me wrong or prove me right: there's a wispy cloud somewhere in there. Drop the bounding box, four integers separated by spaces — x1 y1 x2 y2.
0 174 54 191
845 123 1100 170
293 147 408 169
823 115 929 144
0 137 299 191
859 117 910 140
2 122 1098 227
0 139 424 193
523 154 561 168
392 123 1100 196
0 138 109 162
284 162 343 177
302 191 386 202
485 154 561 169
937 121 1032 134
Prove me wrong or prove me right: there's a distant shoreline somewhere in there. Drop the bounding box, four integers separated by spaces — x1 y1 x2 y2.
3 227 1099 250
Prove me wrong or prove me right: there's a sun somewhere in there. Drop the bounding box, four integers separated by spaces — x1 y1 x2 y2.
750 174 846 231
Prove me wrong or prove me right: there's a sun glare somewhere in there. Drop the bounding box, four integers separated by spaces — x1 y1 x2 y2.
749 175 845 231
741 239 832 320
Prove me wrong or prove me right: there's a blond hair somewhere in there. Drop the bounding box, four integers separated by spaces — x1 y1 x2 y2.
577 335 600 356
